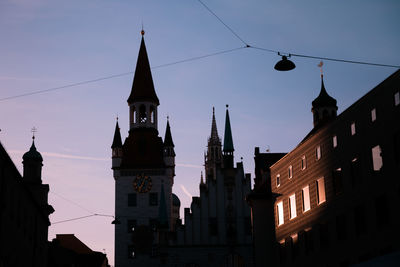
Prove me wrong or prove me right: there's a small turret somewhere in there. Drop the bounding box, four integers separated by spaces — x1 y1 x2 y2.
23 136 43 183
312 74 338 128
223 105 234 168
111 119 123 169
163 117 175 166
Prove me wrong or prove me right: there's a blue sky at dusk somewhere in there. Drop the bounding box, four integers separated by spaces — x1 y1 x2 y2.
1 0 399 265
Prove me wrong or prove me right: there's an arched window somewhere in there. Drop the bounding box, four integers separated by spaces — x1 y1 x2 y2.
139 105 147 123
150 106 155 124
132 107 136 124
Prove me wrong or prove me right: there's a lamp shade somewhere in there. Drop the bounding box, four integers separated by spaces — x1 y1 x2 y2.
274 55 296 71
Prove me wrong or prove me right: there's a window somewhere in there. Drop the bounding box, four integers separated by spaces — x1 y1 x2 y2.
371 145 383 171
316 177 326 204
351 157 361 187
395 92 400 106
127 220 137 233
333 168 343 195
128 245 135 259
333 135 337 148
128 193 137 207
316 146 321 160
371 108 376 122
150 106 155 124
276 174 281 187
139 105 147 123
302 186 311 212
149 193 158 206
288 165 293 179
301 156 307 170
277 201 284 226
351 122 356 135
289 194 297 219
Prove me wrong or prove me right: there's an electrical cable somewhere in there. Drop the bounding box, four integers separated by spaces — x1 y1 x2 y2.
0 46 246 102
195 0 249 46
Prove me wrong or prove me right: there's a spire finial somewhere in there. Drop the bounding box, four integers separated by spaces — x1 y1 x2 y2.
212 106 215 115
167 115 169 121
226 104 229 109
141 22 145 36
31 127 37 140
318 61 324 78
116 115 118 121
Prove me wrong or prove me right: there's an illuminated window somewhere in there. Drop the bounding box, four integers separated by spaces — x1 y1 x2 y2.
289 194 297 219
128 245 135 259
277 201 284 226
288 165 293 179
333 135 337 148
302 186 310 212
395 92 400 106
316 146 321 160
301 156 307 170
276 174 281 187
371 145 383 171
351 122 356 136
371 108 376 122
316 177 326 204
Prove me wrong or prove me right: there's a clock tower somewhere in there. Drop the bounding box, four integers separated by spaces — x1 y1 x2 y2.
111 31 175 267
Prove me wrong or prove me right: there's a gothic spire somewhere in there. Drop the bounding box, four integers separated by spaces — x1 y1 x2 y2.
127 34 159 105
111 120 122 148
223 105 234 153
210 107 219 143
164 118 174 147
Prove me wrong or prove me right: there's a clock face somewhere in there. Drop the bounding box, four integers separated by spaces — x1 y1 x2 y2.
133 174 152 193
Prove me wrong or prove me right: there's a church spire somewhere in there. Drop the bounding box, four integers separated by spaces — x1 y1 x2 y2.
127 33 159 105
223 105 234 153
223 105 234 168
210 107 219 143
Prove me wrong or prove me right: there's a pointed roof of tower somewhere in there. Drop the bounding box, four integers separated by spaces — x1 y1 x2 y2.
158 183 169 229
111 120 122 148
209 107 220 142
164 118 174 147
312 75 337 108
223 105 234 152
127 33 159 105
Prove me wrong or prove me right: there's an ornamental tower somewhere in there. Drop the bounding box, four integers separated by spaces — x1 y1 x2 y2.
311 74 338 128
204 107 222 182
111 31 175 267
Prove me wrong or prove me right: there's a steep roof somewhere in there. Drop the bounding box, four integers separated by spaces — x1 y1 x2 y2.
223 106 234 152
163 119 174 147
312 75 337 108
209 107 221 144
111 121 122 148
127 36 159 105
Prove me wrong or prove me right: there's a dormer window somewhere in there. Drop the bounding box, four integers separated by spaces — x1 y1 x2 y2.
301 156 307 170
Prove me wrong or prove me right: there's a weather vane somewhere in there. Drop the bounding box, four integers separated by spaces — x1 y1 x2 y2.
318 61 324 76
31 127 37 139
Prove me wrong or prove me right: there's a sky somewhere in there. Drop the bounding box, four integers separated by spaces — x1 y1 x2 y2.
1 0 399 265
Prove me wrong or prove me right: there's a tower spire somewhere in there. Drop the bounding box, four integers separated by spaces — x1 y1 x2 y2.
127 33 159 105
210 107 219 143
223 105 234 153
111 119 122 149
164 117 174 147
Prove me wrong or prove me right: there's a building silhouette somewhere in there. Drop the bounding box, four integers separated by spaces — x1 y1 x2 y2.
111 32 253 267
0 137 54 267
248 70 400 267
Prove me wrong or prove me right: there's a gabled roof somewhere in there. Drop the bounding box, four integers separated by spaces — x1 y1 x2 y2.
312 75 337 108
127 36 159 105
164 119 174 147
111 121 122 148
223 106 234 152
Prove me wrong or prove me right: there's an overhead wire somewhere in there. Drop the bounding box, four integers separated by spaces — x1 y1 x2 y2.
0 46 246 102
